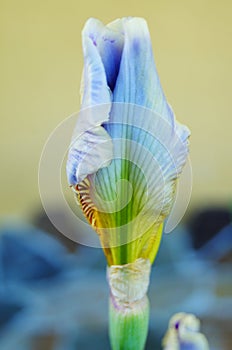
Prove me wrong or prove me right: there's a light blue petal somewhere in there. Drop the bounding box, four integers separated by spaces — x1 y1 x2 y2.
67 19 113 185
67 121 113 185
81 18 112 107
110 18 190 189
97 19 124 91
112 18 169 114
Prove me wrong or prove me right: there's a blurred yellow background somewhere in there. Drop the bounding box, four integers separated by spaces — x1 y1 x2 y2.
1 0 232 218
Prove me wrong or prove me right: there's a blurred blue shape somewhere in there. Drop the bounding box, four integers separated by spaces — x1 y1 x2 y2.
0 294 23 328
0 221 231 349
156 225 194 265
0 225 68 284
0 222 108 349
197 223 232 261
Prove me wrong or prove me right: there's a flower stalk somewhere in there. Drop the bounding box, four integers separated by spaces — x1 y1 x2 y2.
109 294 149 350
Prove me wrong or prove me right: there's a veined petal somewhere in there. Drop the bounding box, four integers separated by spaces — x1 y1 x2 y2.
75 103 189 265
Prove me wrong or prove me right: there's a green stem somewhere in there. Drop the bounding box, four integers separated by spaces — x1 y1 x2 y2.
109 295 149 350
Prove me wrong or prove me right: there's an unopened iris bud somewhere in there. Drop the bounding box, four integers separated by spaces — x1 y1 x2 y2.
67 17 190 350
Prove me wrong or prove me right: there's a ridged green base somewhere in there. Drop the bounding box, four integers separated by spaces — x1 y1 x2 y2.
109 295 149 350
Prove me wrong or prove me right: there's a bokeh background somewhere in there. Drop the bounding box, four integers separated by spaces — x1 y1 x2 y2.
1 0 232 349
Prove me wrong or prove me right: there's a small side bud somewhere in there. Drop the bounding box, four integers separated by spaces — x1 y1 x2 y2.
162 312 209 350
